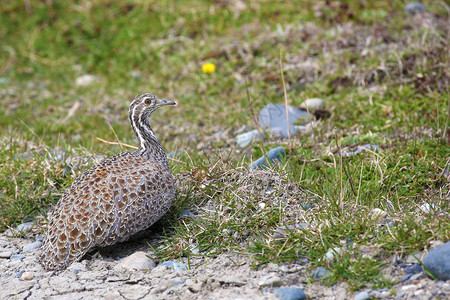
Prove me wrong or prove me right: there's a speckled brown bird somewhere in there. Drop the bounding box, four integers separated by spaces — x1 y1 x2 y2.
40 93 176 271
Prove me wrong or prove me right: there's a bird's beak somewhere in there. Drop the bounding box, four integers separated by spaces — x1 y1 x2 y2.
159 99 176 106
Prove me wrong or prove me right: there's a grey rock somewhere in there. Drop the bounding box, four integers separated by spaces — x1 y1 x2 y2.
158 260 188 272
404 264 422 274
274 287 306 300
258 104 310 138
354 291 370 300
405 2 426 15
299 98 325 110
409 272 423 280
236 129 264 148
16 270 25 278
399 274 413 282
423 241 450 280
250 146 286 169
117 251 156 271
11 254 26 260
23 241 42 253
396 291 405 298
273 223 309 239
178 209 196 219
0 251 12 258
405 251 424 263
16 222 34 232
312 267 331 279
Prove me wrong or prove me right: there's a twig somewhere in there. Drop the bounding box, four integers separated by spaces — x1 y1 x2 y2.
343 159 357 197
95 137 186 164
334 133 344 211
356 161 364 206
1 46 16 75
96 137 137 149
443 89 449 141
279 50 291 143
244 76 269 166
106 121 123 150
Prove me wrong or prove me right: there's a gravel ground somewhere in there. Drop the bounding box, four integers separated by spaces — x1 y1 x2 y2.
0 229 448 300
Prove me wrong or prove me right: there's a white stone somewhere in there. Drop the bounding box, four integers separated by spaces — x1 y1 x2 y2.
116 251 156 271
402 284 418 291
75 74 97 86
371 208 387 219
236 130 263 148
258 276 283 287
324 247 343 261
419 203 438 214
354 291 370 300
21 272 33 280
299 98 325 110
0 251 12 258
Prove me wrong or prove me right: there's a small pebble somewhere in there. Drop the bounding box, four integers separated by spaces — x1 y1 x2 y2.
274 287 306 300
399 274 413 282
299 98 324 110
324 247 343 261
10 254 26 260
0 251 12 258
21 272 33 280
404 2 426 14
236 130 263 148
158 260 188 272
395 291 405 298
178 209 196 219
75 74 97 86
258 276 283 287
16 222 34 232
312 267 331 279
419 203 438 214
354 291 370 300
16 270 25 278
342 144 381 157
250 147 286 169
371 208 387 219
23 241 43 253
404 264 422 274
117 251 156 271
409 272 423 280
401 284 417 291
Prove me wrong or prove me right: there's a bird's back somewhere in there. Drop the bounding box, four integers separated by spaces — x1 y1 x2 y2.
40 151 175 270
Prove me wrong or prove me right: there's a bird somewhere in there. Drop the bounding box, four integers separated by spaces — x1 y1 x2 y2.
40 93 176 271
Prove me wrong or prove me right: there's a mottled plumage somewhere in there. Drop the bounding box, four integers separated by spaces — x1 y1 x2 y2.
40 93 176 270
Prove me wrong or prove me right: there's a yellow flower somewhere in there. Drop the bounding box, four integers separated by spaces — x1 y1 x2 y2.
202 63 216 74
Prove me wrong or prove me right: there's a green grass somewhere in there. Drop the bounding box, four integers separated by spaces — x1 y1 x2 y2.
1 0 449 292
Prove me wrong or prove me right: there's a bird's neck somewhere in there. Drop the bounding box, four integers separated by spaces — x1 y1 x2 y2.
132 118 169 168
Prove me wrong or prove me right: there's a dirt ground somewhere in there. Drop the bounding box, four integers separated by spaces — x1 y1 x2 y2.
1 228 448 300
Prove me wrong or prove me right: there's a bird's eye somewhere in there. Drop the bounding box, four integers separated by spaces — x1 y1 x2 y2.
145 98 151 104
